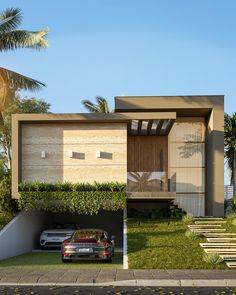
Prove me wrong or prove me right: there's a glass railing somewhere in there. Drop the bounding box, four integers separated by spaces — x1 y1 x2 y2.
127 171 176 192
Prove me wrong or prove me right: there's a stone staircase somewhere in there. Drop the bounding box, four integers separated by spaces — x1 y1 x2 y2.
189 217 236 269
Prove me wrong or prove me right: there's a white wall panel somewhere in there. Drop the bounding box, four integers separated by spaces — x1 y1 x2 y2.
169 122 205 142
169 142 205 167
176 194 205 217
169 168 205 193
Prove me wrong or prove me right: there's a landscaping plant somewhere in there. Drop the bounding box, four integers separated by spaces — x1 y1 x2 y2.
0 175 16 213
232 218 236 226
185 229 203 239
203 253 223 266
18 182 126 214
182 213 194 224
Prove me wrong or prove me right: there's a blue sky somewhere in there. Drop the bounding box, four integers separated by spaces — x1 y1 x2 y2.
2 0 236 183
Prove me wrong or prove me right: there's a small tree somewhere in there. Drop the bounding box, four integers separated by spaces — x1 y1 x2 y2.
0 96 50 213
0 96 51 171
0 175 15 213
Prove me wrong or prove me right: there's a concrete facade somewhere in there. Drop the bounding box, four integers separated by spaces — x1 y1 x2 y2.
0 211 49 260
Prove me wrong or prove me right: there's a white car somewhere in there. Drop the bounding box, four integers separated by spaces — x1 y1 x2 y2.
40 223 78 249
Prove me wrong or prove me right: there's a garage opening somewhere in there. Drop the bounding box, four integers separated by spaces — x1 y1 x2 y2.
43 210 124 248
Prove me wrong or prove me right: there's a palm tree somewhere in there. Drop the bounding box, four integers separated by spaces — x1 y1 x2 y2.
81 96 111 113
224 113 236 194
0 8 48 110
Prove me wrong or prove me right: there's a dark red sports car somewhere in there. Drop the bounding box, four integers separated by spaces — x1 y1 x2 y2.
61 229 115 263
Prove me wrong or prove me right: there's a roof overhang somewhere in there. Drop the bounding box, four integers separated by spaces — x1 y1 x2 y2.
13 112 176 136
12 112 176 123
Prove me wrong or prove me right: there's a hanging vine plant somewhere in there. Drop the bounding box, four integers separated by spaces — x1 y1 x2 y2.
18 182 126 215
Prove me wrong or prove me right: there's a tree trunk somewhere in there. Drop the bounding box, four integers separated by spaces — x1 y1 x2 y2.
6 144 11 171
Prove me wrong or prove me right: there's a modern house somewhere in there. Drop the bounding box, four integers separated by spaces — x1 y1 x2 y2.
0 94 223 260
12 95 224 218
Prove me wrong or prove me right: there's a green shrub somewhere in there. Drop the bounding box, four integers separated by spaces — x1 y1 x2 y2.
73 183 94 192
19 181 126 192
54 182 73 192
182 213 193 224
185 229 203 239
19 191 126 215
232 218 236 226
127 207 186 219
0 176 16 213
203 253 223 265
226 212 236 220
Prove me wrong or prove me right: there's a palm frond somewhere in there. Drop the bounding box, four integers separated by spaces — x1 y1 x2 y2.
129 172 141 182
0 67 45 90
0 8 22 33
81 100 98 113
0 27 49 51
0 67 45 109
96 96 110 113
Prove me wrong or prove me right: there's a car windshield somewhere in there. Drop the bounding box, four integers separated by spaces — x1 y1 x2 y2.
71 230 106 243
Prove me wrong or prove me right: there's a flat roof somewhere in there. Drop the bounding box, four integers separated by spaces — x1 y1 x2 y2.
114 95 224 116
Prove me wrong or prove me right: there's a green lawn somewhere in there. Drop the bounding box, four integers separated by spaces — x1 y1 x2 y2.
0 252 123 269
127 218 236 269
0 212 15 231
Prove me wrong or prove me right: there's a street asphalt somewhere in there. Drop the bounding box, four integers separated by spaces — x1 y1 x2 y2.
1 286 236 294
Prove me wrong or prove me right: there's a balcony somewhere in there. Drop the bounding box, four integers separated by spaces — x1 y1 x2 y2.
127 171 176 200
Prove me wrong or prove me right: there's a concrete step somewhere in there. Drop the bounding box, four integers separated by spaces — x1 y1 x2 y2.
195 221 226 224
207 238 236 242
204 248 236 253
193 217 224 221
204 233 236 237
226 262 236 268
200 243 236 248
220 255 236 261
192 229 226 232
188 225 222 228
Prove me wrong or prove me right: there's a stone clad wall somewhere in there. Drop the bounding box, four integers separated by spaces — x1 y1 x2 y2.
21 123 127 184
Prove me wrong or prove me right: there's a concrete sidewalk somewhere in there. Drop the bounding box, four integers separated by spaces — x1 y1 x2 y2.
0 269 236 287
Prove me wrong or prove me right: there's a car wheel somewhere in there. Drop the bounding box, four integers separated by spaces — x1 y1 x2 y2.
61 256 72 263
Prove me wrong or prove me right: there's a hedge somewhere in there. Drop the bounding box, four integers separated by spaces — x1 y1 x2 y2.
18 182 126 215
19 182 126 192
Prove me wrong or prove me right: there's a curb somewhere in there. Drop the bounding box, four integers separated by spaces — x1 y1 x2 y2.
0 280 236 287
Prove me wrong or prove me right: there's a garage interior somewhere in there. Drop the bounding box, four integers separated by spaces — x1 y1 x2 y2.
36 210 124 249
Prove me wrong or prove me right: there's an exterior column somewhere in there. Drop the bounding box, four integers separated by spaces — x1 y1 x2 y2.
206 108 224 217
123 206 128 269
